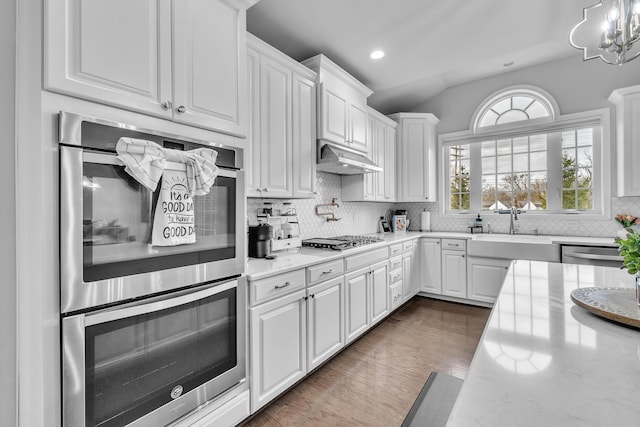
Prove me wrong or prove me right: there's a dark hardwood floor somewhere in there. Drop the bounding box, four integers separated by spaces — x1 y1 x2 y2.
242 297 491 427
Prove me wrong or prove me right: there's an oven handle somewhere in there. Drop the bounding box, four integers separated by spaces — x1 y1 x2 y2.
85 279 237 326
83 151 238 178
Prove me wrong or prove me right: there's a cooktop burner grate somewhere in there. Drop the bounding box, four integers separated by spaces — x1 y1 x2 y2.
302 235 384 250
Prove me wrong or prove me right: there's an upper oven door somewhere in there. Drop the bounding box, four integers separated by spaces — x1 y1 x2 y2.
60 129 245 314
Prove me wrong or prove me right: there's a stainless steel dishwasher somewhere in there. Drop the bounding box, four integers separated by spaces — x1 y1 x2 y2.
561 245 623 267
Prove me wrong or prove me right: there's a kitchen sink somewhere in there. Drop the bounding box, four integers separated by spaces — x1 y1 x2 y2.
468 234 560 262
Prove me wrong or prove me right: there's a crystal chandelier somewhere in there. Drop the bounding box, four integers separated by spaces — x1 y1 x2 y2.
570 0 640 65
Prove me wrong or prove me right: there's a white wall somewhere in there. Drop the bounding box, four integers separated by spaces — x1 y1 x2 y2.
414 55 640 134
1 0 16 426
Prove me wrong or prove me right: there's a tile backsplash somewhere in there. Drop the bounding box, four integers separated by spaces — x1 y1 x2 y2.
248 173 640 239
247 172 394 239
397 197 640 238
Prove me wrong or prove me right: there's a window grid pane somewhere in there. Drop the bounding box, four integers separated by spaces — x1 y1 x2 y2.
449 145 471 211
561 129 593 210
480 136 548 211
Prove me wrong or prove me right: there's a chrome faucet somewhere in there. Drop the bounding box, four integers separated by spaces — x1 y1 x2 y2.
497 207 522 234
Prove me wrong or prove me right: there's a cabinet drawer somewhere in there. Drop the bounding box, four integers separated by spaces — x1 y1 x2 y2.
390 281 403 309
389 243 403 257
389 269 402 285
402 240 415 252
250 269 306 306
345 247 388 272
307 259 344 285
442 238 466 251
389 255 402 272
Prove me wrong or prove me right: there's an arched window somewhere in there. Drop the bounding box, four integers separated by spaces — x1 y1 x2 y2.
472 87 557 132
442 86 608 216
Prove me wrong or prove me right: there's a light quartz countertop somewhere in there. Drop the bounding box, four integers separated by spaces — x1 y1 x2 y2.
447 260 640 426
246 232 617 281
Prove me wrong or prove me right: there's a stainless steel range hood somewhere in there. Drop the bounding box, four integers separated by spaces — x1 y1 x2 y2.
316 143 382 175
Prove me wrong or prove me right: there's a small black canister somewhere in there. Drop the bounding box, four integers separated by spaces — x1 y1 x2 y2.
248 224 272 258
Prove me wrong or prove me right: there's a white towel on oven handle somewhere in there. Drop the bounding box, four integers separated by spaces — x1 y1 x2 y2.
115 137 219 196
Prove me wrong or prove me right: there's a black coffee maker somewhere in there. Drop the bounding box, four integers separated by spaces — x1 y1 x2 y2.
248 224 272 258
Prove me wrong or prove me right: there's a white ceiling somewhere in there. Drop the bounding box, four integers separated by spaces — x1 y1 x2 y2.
247 0 598 114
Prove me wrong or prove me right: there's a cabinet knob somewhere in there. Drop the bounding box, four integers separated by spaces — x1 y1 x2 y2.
161 101 173 110
262 187 269 192
176 105 187 113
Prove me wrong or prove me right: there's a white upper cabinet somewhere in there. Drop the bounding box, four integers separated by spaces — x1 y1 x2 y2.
302 54 373 154
292 73 318 198
388 113 440 202
246 34 317 199
172 0 247 135
45 0 249 137
342 107 397 202
609 85 640 197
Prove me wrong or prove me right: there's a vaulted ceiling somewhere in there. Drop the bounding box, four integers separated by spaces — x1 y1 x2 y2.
247 0 598 114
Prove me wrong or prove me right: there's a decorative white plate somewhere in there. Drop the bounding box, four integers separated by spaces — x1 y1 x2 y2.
570 287 640 329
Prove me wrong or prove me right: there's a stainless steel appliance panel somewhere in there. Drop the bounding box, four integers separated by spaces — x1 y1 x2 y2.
561 245 623 268
59 112 246 313
62 277 246 427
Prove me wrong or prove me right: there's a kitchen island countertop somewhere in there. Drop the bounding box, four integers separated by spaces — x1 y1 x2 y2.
447 260 640 426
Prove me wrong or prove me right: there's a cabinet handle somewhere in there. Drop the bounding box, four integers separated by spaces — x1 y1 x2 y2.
321 269 335 275
262 187 269 192
176 105 187 113
504 266 509 270
462 255 465 258
274 281 290 290
436 241 440 245
161 101 173 110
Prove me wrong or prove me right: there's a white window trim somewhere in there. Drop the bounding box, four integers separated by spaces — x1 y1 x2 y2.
439 108 611 220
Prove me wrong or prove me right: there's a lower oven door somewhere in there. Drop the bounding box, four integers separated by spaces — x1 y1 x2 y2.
62 277 246 427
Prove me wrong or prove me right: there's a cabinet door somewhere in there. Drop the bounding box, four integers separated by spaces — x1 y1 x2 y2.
45 0 172 118
246 47 262 197
401 118 428 201
370 262 389 325
172 0 247 136
384 127 397 202
467 257 510 304
250 289 306 412
349 102 369 153
402 251 416 300
374 120 387 201
292 73 317 198
442 250 467 298
307 277 344 371
319 83 348 145
259 56 293 197
421 239 442 294
345 269 369 343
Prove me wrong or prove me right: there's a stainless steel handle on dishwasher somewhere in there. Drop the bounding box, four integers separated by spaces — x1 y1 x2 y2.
176 105 187 113
274 282 291 289
321 269 335 275
565 253 624 262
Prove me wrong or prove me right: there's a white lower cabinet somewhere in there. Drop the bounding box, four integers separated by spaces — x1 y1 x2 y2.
467 257 511 304
345 269 369 343
370 262 390 324
307 276 345 371
390 281 403 310
420 238 442 294
442 249 467 298
344 260 388 343
402 239 420 301
249 288 307 412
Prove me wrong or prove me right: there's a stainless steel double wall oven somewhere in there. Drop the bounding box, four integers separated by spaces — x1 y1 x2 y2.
59 112 246 427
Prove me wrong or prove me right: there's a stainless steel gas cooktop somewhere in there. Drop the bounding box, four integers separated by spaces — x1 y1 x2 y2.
302 235 384 250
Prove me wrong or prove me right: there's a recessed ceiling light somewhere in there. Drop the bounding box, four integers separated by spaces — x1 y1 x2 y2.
370 50 385 60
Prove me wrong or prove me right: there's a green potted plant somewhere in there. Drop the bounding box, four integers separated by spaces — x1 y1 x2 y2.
614 214 640 305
